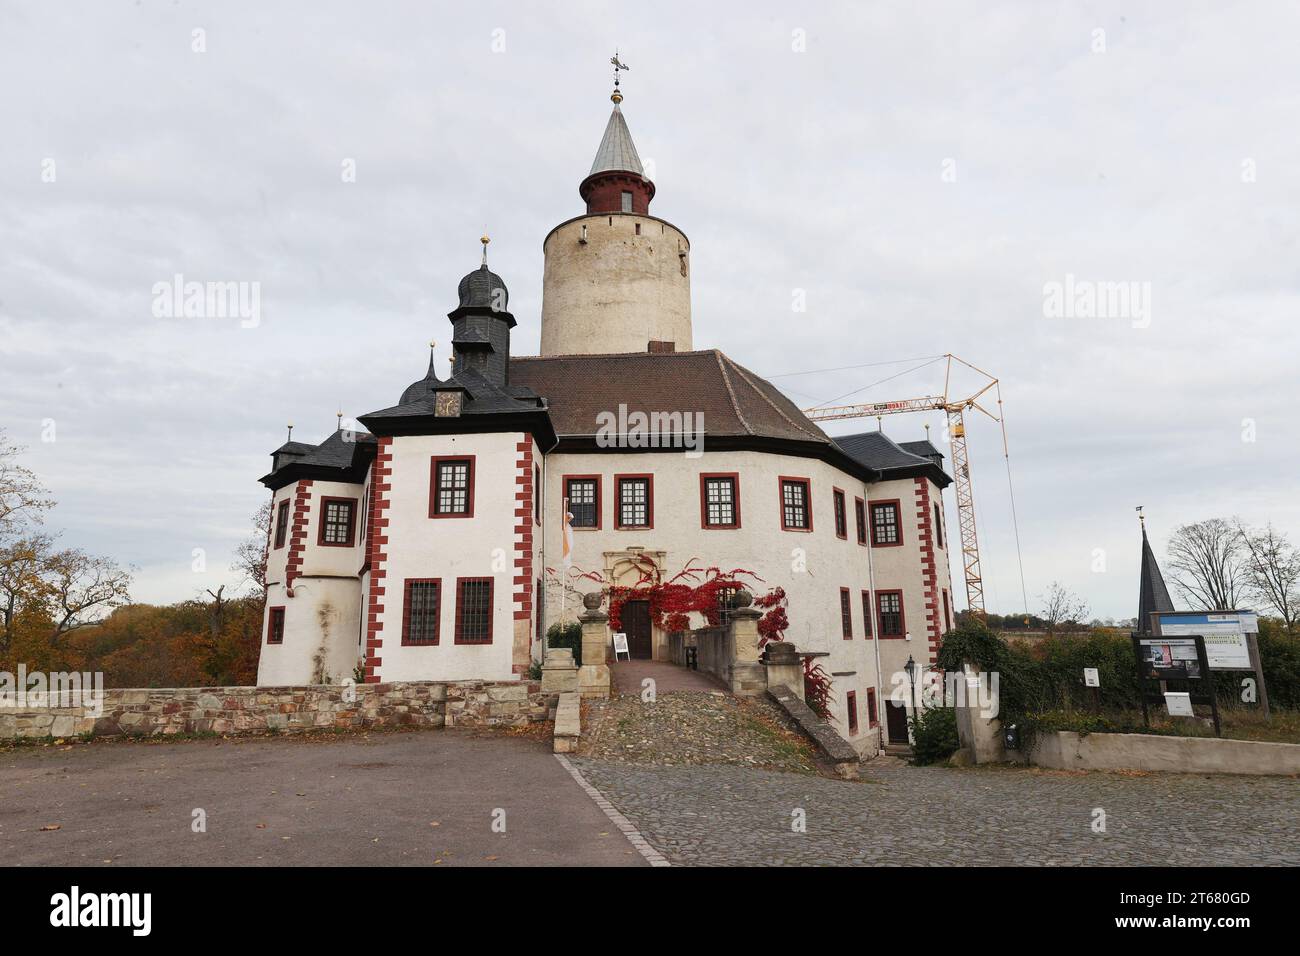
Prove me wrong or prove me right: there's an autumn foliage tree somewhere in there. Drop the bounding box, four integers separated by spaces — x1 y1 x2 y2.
0 430 265 686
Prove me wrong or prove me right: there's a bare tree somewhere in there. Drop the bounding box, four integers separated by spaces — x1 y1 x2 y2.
44 548 133 642
1236 521 1300 629
1166 518 1246 610
232 499 272 600
1039 581 1089 634
0 430 53 540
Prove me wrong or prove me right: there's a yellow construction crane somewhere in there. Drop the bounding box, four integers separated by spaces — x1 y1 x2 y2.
802 354 1013 617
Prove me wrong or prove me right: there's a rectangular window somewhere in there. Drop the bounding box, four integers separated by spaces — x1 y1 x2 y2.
701 473 740 528
877 590 905 638
267 606 285 644
430 457 474 517
565 476 600 529
717 586 740 627
867 688 878 727
943 589 951 632
454 577 493 644
934 502 944 549
621 190 633 212
847 691 858 734
274 499 290 549
871 501 902 546
855 497 867 545
358 483 369 541
840 588 853 639
363 483 375 554
402 579 441 646
534 465 541 524
861 590 873 638
616 475 653 529
833 489 847 539
779 477 811 530
318 496 357 547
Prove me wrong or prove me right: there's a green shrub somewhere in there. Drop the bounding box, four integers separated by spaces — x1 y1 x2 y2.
908 706 960 765
936 616 1298 748
546 621 582 666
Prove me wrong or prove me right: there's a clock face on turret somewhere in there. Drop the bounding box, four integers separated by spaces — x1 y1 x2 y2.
434 391 462 418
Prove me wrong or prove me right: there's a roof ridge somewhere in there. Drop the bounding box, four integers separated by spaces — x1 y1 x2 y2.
712 349 753 436
511 349 715 362
720 354 824 441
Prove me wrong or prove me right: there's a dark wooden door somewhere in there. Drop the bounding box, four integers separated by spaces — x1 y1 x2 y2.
622 600 652 659
885 700 910 744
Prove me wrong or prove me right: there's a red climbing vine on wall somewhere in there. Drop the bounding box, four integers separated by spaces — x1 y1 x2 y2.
548 556 831 719
556 555 788 642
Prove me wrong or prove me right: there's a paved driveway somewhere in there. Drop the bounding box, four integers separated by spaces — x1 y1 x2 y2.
0 732 645 867
569 758 1300 866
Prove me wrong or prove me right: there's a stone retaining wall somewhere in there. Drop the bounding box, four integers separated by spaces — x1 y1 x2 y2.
0 680 553 741
1029 730 1300 776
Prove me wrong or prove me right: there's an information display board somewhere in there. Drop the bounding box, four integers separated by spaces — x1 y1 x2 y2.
1153 611 1256 670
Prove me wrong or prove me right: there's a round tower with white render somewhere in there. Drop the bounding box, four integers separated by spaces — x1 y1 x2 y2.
539 82 692 356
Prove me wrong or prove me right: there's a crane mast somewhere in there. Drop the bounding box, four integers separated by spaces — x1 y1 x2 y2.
802 354 1001 617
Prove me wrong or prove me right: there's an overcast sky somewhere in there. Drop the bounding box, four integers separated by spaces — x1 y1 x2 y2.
2 1 1297 619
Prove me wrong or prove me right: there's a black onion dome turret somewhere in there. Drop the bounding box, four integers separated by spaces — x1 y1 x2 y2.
399 351 440 405
457 264 508 311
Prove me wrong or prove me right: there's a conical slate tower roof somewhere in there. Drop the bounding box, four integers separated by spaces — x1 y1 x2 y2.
1137 523 1175 634
589 105 644 177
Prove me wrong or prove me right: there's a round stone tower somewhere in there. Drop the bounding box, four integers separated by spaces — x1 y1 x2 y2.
539 87 692 356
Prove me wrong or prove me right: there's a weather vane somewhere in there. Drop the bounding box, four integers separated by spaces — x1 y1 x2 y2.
610 50 629 103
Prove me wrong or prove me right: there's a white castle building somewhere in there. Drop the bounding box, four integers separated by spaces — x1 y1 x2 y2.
255 84 956 750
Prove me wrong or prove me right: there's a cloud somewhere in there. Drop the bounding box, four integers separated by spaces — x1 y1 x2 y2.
2 1 1298 617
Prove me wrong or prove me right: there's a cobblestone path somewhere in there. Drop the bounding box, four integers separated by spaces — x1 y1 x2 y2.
568 758 1300 866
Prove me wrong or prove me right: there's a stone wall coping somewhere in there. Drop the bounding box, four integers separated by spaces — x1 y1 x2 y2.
767 684 859 771
1031 730 1300 776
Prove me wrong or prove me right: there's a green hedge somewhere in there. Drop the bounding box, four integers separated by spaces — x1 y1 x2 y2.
935 617 1298 744
546 621 582 667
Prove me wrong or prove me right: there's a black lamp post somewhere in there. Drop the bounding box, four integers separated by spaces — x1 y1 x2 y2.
904 654 918 713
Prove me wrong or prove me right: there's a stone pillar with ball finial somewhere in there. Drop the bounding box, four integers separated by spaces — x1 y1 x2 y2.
576 590 611 699
726 589 768 696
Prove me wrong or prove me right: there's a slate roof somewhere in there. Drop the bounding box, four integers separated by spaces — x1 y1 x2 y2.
457 264 508 310
832 430 951 487
260 428 377 489
359 365 551 443
589 105 645 178
508 349 829 443
900 439 944 462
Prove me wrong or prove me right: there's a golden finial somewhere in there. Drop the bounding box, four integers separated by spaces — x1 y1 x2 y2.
480 232 490 265
286 423 294 442
610 50 628 103
336 409 343 429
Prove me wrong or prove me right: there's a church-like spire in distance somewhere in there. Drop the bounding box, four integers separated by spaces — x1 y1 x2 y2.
1136 507 1176 634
